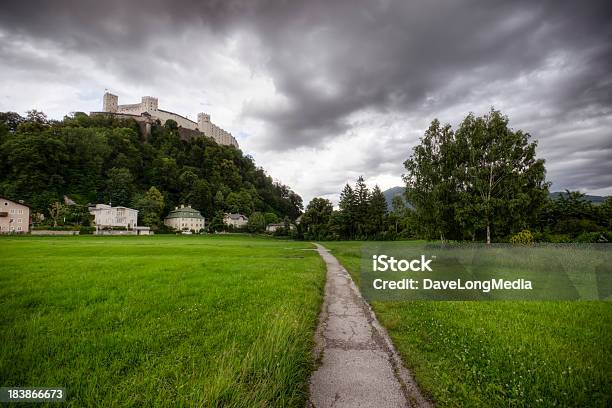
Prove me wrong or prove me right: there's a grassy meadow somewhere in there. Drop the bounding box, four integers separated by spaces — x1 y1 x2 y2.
323 241 612 407
0 235 326 407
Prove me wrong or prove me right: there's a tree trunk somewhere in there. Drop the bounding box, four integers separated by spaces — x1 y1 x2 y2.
486 223 491 245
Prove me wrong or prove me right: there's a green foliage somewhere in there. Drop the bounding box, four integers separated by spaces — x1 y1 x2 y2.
509 229 534 245
303 177 394 241
32 225 80 231
404 109 550 243
79 226 96 235
0 111 302 224
248 211 266 232
575 231 611 243
209 211 225 232
264 212 279 225
302 197 333 240
106 167 134 206
134 186 165 228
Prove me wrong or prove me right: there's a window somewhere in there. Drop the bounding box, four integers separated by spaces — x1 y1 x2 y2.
17 218 22 223
18 209 23 214
17 226 22 231
9 209 15 214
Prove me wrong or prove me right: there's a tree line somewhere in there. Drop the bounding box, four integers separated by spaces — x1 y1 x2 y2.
297 177 391 240
0 110 303 230
299 109 611 243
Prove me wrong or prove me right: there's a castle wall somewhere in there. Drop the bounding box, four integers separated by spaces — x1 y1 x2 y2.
117 103 143 115
99 93 239 147
154 109 198 130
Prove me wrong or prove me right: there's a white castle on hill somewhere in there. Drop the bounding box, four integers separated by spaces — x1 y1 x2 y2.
99 92 238 148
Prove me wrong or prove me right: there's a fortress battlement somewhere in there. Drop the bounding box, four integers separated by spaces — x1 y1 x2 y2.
98 92 238 148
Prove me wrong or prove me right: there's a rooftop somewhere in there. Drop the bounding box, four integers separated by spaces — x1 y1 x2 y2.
225 213 248 220
165 205 205 220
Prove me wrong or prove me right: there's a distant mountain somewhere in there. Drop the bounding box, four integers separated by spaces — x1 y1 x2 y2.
549 192 609 205
383 188 608 211
383 186 412 210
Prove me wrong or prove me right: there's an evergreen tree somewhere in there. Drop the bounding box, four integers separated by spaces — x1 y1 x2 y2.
368 185 388 238
339 184 356 239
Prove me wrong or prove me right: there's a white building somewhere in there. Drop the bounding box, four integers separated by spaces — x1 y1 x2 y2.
0 197 30 234
100 93 239 148
164 205 205 232
89 204 138 230
224 213 248 228
266 223 283 233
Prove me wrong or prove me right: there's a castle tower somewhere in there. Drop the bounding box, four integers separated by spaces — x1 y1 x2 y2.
197 113 213 135
141 96 158 112
103 92 118 112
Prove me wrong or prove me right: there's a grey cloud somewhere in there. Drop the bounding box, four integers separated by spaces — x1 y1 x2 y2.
0 0 611 196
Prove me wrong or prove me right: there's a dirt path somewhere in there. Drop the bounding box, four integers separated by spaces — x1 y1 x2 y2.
308 244 432 408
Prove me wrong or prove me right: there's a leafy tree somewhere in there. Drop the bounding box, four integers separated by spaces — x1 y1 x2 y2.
64 204 94 226
210 211 225 232
164 119 178 131
404 119 458 241
0 109 303 226
265 212 279 225
214 191 225 209
404 110 549 243
302 198 333 240
248 211 266 232
134 186 165 228
453 109 549 243
106 167 134 206
48 202 66 227
0 111 24 132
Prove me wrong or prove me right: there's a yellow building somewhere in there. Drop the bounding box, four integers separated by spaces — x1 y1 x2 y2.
164 205 205 232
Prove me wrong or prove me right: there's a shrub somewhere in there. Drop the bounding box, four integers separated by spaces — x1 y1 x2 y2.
32 225 80 231
510 229 534 245
548 233 571 243
79 226 95 235
575 231 610 243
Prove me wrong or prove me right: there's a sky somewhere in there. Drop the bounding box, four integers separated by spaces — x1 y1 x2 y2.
1 0 611 204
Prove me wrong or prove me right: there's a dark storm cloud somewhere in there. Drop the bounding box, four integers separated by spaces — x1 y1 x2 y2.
1 0 611 194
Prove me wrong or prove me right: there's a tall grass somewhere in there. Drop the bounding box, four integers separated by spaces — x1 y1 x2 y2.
0 235 326 407
324 241 612 407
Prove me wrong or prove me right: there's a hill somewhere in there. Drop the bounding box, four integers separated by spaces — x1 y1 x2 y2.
0 111 303 223
383 187 609 211
383 186 411 210
550 191 608 205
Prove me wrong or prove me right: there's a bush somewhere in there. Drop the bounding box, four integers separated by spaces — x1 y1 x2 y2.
554 218 602 237
510 229 534 245
575 231 611 243
32 225 80 231
79 226 95 235
548 233 571 243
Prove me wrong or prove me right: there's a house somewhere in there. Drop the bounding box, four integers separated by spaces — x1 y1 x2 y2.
164 205 205 232
0 197 30 234
266 223 284 233
224 213 248 228
89 204 138 230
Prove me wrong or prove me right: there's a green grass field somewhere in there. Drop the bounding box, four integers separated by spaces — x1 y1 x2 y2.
0 235 326 407
323 241 612 407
